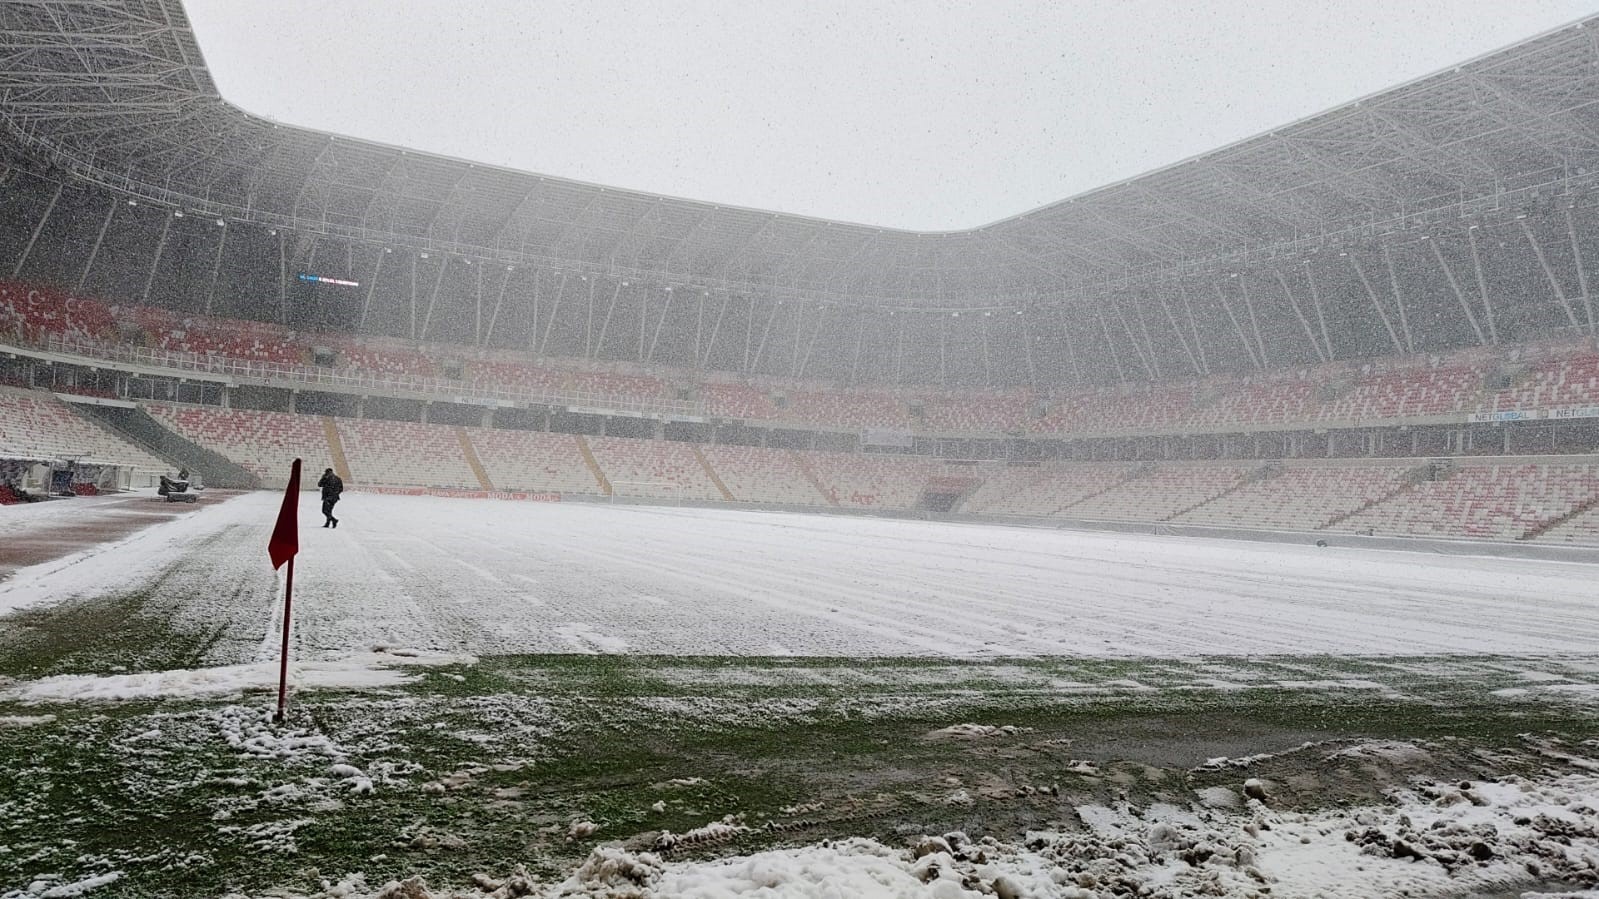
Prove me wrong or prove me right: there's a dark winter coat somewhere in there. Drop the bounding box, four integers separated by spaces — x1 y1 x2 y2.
318 471 344 501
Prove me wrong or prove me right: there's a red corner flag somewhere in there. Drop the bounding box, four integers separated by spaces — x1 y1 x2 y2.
268 459 301 569
269 459 302 722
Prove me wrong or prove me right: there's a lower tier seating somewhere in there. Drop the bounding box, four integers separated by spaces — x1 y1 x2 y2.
0 387 168 475
465 428 605 496
1335 463 1599 541
336 418 479 488
1172 464 1412 531
1066 464 1254 522
587 436 723 501
146 403 328 484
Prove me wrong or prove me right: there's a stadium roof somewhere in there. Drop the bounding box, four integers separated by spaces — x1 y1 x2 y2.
4 0 1599 308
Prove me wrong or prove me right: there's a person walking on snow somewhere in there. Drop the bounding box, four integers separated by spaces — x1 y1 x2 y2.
318 467 343 528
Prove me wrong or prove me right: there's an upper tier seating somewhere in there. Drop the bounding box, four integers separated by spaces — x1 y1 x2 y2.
1035 383 1195 435
145 403 328 485
699 381 778 420
0 387 167 474
1480 351 1599 412
132 307 303 365
698 445 826 506
587 436 723 501
336 418 479 488
1321 363 1483 421
916 391 1031 433
465 428 604 495
782 390 910 430
1067 464 1253 522
1335 462 1599 540
1172 464 1411 531
0 282 116 343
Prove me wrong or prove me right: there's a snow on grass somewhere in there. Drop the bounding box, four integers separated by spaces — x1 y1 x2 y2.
190 758 1599 898
7 492 1599 661
1 650 472 704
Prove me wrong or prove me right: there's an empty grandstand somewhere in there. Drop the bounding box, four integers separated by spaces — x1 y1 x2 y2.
0 2 1597 544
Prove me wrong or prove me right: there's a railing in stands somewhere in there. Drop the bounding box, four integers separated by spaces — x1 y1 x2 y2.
28 334 703 419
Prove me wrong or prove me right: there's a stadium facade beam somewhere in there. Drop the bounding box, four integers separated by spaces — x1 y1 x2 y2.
1236 275 1271 368
10 180 60 279
419 254 449 341
1211 278 1262 371
1466 227 1500 344
701 293 730 370
204 219 227 316
1270 268 1329 363
798 304 828 380
647 287 673 363
1380 247 1415 353
1518 217 1582 330
1426 236 1487 346
1094 305 1130 382
1152 284 1202 374
1348 254 1405 355
1175 282 1210 374
592 278 626 359
539 272 567 358
1566 205 1595 333
75 193 117 293
483 264 512 346
1299 262 1335 362
359 248 386 331
141 209 171 307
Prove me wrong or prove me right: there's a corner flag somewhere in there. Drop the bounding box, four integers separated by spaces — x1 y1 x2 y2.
268 459 301 569
269 459 302 722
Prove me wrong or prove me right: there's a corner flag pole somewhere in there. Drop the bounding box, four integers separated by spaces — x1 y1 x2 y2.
268 458 302 723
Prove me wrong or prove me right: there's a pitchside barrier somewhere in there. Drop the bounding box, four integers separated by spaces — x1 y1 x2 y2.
346 485 561 502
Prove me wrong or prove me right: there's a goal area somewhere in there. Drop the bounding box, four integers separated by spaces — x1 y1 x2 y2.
607 480 685 505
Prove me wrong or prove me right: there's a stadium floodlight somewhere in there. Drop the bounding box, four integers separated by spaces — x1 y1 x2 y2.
172 210 183 217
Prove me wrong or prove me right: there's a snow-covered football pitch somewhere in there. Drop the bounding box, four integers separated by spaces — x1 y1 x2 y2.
1 492 1598 899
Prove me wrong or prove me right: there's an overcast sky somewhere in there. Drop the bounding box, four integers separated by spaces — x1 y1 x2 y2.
182 1 1595 231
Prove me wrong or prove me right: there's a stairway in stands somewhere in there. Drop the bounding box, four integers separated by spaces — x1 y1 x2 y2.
73 401 258 488
456 427 495 490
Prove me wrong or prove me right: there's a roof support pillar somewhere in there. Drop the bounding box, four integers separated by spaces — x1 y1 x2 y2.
360 248 385 331
1153 287 1203 375
1236 276 1270 368
1019 310 1038 388
1566 205 1595 334
204 221 228 316
12 181 61 280
791 301 806 377
1300 262 1335 360
538 273 567 357
1466 228 1500 344
1519 218 1582 330
895 314 908 385
798 305 827 379
474 263 483 346
1426 238 1486 346
1055 302 1085 385
408 252 417 340
593 278 625 359
701 293 730 370
647 288 674 363
583 277 598 358
1380 247 1414 352
76 195 116 294
143 210 172 309
483 264 512 346
419 255 448 341
1270 268 1328 363
743 296 756 372
1348 254 1405 355
939 314 949 386
850 313 868 384
1175 283 1209 374
1211 279 1262 370
750 300 778 374
980 313 993 387
1095 306 1129 382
